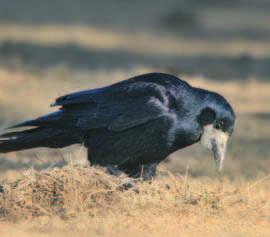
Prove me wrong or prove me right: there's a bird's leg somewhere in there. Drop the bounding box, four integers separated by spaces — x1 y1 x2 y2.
118 162 158 180
105 165 137 190
124 163 158 180
105 165 125 177
118 163 158 191
105 163 158 191
140 163 158 181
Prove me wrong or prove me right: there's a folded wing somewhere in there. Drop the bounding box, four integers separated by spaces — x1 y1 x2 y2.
8 79 175 134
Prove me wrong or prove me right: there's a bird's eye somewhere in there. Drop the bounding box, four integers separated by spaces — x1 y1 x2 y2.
214 121 223 130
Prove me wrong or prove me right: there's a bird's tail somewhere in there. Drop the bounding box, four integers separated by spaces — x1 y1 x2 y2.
0 126 80 153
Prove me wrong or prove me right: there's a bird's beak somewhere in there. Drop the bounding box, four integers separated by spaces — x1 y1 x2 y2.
201 125 229 172
211 135 228 171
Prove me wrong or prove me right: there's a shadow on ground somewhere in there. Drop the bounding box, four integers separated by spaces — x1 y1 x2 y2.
1 41 270 80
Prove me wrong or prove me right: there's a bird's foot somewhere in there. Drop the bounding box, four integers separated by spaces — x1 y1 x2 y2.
118 178 141 192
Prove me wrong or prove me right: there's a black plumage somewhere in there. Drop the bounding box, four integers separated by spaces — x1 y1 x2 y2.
0 73 235 178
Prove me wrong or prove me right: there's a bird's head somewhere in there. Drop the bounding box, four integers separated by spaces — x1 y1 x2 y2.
197 92 235 171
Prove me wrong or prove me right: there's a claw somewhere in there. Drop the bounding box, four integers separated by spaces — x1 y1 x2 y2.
118 179 139 193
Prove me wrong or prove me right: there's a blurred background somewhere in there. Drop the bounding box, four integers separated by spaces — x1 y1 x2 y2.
0 0 269 181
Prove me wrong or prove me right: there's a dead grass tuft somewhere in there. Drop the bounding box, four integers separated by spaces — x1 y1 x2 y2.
1 165 269 225
0 166 125 221
0 166 269 236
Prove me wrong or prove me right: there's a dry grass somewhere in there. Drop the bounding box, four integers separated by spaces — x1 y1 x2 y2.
0 165 269 237
0 166 122 221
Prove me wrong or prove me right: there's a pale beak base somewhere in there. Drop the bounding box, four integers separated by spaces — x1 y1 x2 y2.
201 125 229 171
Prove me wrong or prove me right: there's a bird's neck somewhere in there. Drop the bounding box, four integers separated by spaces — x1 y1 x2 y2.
170 121 202 152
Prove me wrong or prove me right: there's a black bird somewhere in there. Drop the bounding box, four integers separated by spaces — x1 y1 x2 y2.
0 73 235 179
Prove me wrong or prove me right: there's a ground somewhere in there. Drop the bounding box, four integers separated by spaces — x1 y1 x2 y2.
0 1 269 236
0 67 269 237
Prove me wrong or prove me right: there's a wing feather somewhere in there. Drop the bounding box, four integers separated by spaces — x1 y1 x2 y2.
77 96 166 131
49 75 176 132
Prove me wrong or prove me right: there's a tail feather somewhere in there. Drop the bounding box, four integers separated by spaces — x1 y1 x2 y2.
0 127 38 138
7 111 63 130
7 120 38 129
0 127 80 153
